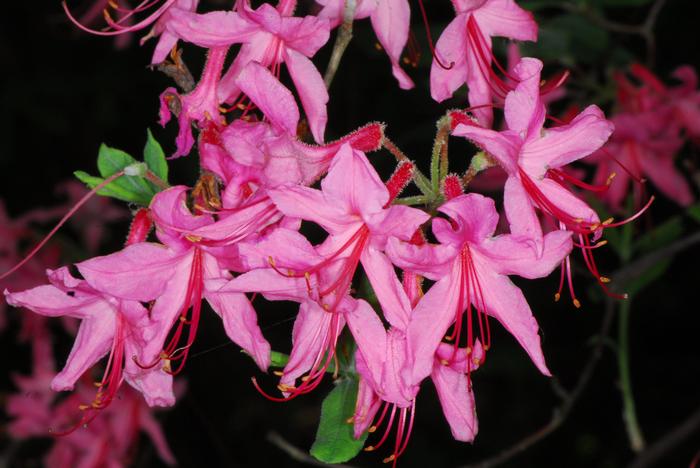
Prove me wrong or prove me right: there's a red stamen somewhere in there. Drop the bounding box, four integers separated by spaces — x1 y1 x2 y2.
417 0 453 70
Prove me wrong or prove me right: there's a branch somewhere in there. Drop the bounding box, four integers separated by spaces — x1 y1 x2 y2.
612 230 700 292
266 431 359 468
458 299 616 468
323 0 356 89
627 405 700 468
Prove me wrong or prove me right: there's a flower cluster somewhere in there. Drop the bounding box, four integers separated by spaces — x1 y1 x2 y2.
3 0 671 465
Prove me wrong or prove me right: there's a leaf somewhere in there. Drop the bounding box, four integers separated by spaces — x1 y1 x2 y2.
74 170 147 205
310 377 367 464
633 216 683 254
144 129 168 183
625 258 672 297
687 203 700 224
88 143 159 205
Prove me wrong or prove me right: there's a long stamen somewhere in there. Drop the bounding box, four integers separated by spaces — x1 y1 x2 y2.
1 170 126 281
417 0 453 70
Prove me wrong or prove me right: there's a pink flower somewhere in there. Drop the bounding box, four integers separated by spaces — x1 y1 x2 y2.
387 193 571 383
159 46 229 158
266 144 429 317
430 0 537 127
452 58 613 255
4 267 175 408
316 0 414 89
163 1 331 143
76 186 276 377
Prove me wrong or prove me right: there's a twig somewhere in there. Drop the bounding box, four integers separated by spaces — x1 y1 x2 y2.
612 230 700 292
266 431 358 467
557 0 667 66
628 405 700 468
459 299 616 468
323 0 356 89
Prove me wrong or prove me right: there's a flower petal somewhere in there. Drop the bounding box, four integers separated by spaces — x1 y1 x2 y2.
430 14 469 102
284 48 329 144
370 0 414 89
235 62 300 137
205 287 271 370
431 361 478 442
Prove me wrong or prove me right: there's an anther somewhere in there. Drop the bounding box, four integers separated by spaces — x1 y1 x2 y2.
606 172 617 185
573 298 581 308
365 446 376 452
368 426 377 433
185 234 202 242
383 455 396 463
599 276 611 283
273 370 283 376
554 292 561 301
440 359 450 366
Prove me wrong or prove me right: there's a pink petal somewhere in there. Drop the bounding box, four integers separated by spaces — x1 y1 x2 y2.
52 310 116 390
365 204 431 248
205 288 270 370
77 243 180 302
477 230 572 278
268 185 354 235
521 105 614 177
284 48 329 143
474 0 537 41
321 145 389 216
217 35 272 103
638 149 694 206
216 269 311 303
139 410 177 465
535 178 600 225
471 254 550 375
370 0 414 90
352 373 382 438
385 237 457 281
430 14 469 102
431 361 478 442
345 299 387 385
406 274 463 384
124 367 175 408
433 194 499 246
359 247 411 330
164 9 256 47
452 124 521 174
234 62 300 136
504 57 545 141
279 14 331 57
504 176 542 251
280 301 343 389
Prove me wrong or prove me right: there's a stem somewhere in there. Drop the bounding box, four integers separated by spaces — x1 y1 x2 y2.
430 116 451 193
323 0 356 89
618 297 646 452
144 169 170 191
383 137 434 197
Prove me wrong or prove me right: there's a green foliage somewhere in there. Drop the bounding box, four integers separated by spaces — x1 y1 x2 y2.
310 377 367 463
75 130 169 206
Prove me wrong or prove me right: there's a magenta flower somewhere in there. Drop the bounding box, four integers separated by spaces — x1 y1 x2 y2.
387 193 572 383
76 186 275 377
430 0 537 127
159 46 229 158
316 0 414 89
452 58 614 254
163 1 331 143
4 267 175 408
266 144 429 317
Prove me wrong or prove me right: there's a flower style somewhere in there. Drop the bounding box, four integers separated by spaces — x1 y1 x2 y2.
316 0 414 89
387 193 571 383
430 0 538 127
76 186 275 379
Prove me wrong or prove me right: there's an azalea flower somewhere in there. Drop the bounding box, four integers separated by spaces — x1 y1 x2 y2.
76 186 276 377
162 0 331 143
5 267 175 409
430 0 538 127
387 192 571 383
316 0 414 89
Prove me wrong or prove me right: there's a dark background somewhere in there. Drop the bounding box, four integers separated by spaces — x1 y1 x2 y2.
2 1 700 467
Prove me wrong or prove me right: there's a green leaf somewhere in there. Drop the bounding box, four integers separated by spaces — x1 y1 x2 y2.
625 258 672 297
95 144 158 205
310 377 367 464
74 170 146 204
144 129 168 183
633 216 683 254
